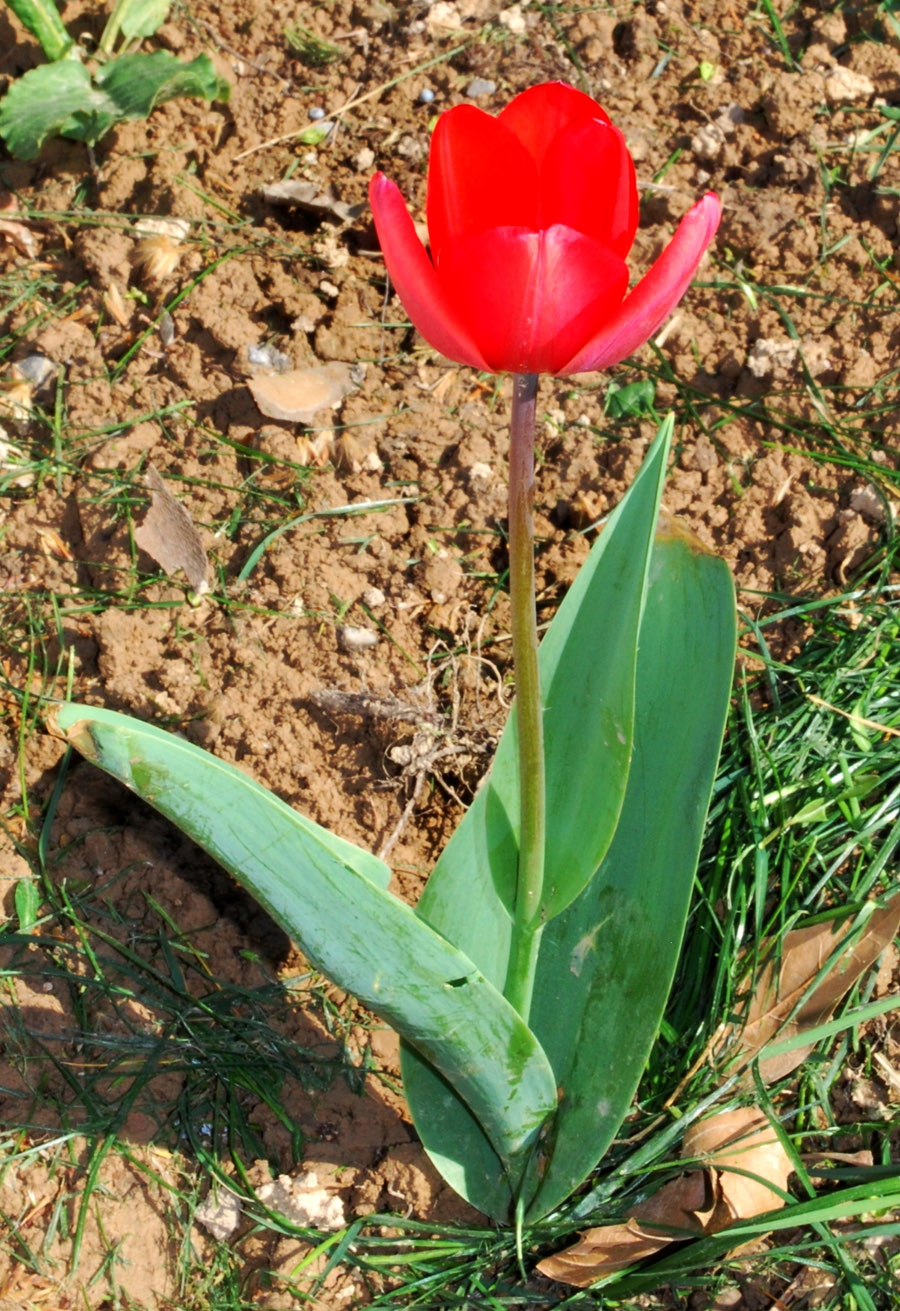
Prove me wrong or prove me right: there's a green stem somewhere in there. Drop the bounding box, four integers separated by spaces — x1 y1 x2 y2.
98 0 130 55
6 0 73 61
503 373 545 1020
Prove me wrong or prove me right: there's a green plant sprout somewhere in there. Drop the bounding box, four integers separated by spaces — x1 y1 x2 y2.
0 0 229 159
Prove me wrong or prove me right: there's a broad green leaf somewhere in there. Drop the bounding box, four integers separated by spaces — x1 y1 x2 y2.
403 491 736 1221
524 518 736 1218
604 378 656 418
0 62 117 158
95 52 230 119
51 703 557 1196
5 0 73 61
415 417 674 1002
402 421 673 1218
116 0 171 42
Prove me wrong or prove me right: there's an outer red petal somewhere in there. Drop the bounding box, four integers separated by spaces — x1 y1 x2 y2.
539 118 638 257
498 81 610 170
440 224 628 375
558 193 722 376
369 173 490 371
427 105 537 264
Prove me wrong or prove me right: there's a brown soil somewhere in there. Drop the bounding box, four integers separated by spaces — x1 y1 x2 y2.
1 0 899 1306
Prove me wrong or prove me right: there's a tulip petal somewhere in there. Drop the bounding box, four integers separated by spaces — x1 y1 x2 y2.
559 193 722 376
499 81 610 170
540 118 638 257
369 173 490 371
442 224 628 375
427 105 537 263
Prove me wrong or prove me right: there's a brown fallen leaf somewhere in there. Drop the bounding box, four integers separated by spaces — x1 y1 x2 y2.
683 1107 793 1228
248 364 355 424
540 1108 795 1288
721 892 900 1082
134 465 209 594
537 1170 715 1287
260 179 366 225
0 217 38 259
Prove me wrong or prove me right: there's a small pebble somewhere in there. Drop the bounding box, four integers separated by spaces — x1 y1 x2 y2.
158 311 176 346
308 105 326 120
13 353 56 391
362 586 386 608
338 625 378 653
418 88 435 104
247 342 292 373
465 78 497 98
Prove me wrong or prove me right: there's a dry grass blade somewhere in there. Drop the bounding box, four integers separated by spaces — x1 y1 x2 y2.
721 891 900 1082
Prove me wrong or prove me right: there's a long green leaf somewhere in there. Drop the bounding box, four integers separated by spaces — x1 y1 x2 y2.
50 704 557 1194
402 460 736 1220
524 517 736 1218
400 422 671 1218
413 418 673 1005
5 0 73 60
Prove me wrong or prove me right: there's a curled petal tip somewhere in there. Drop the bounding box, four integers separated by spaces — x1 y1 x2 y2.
559 191 723 377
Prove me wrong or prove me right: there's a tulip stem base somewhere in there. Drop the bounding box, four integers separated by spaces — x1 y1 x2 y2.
504 373 545 1021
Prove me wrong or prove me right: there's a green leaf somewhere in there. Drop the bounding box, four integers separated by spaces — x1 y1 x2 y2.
5 0 73 61
402 429 736 1221
14 877 40 933
117 0 171 42
524 517 736 1218
414 417 672 999
95 52 230 119
0 62 117 158
604 378 656 418
51 703 557 1205
401 421 672 1218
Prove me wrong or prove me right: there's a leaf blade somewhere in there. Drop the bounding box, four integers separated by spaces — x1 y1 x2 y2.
50 703 557 1201
523 519 736 1218
95 51 230 119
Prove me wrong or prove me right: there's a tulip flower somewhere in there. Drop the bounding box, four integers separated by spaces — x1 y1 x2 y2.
370 80 723 1022
369 81 721 377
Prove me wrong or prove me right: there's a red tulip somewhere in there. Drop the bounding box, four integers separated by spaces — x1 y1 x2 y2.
369 82 721 377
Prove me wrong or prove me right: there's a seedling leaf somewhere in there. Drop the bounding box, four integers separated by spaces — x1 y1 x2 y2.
0 62 117 158
117 0 171 42
5 0 73 60
95 52 230 120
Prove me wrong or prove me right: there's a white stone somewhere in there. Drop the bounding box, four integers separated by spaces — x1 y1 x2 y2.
824 66 874 105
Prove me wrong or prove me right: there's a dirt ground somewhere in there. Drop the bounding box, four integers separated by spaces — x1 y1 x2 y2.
1 0 900 1306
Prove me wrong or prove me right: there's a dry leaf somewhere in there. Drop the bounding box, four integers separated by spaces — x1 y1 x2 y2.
135 465 209 594
34 525 74 560
537 1171 715 1286
103 281 132 328
0 217 38 259
0 380 32 429
540 1111 796 1287
721 892 900 1081
133 217 191 241
261 179 366 225
248 364 354 424
683 1107 793 1227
